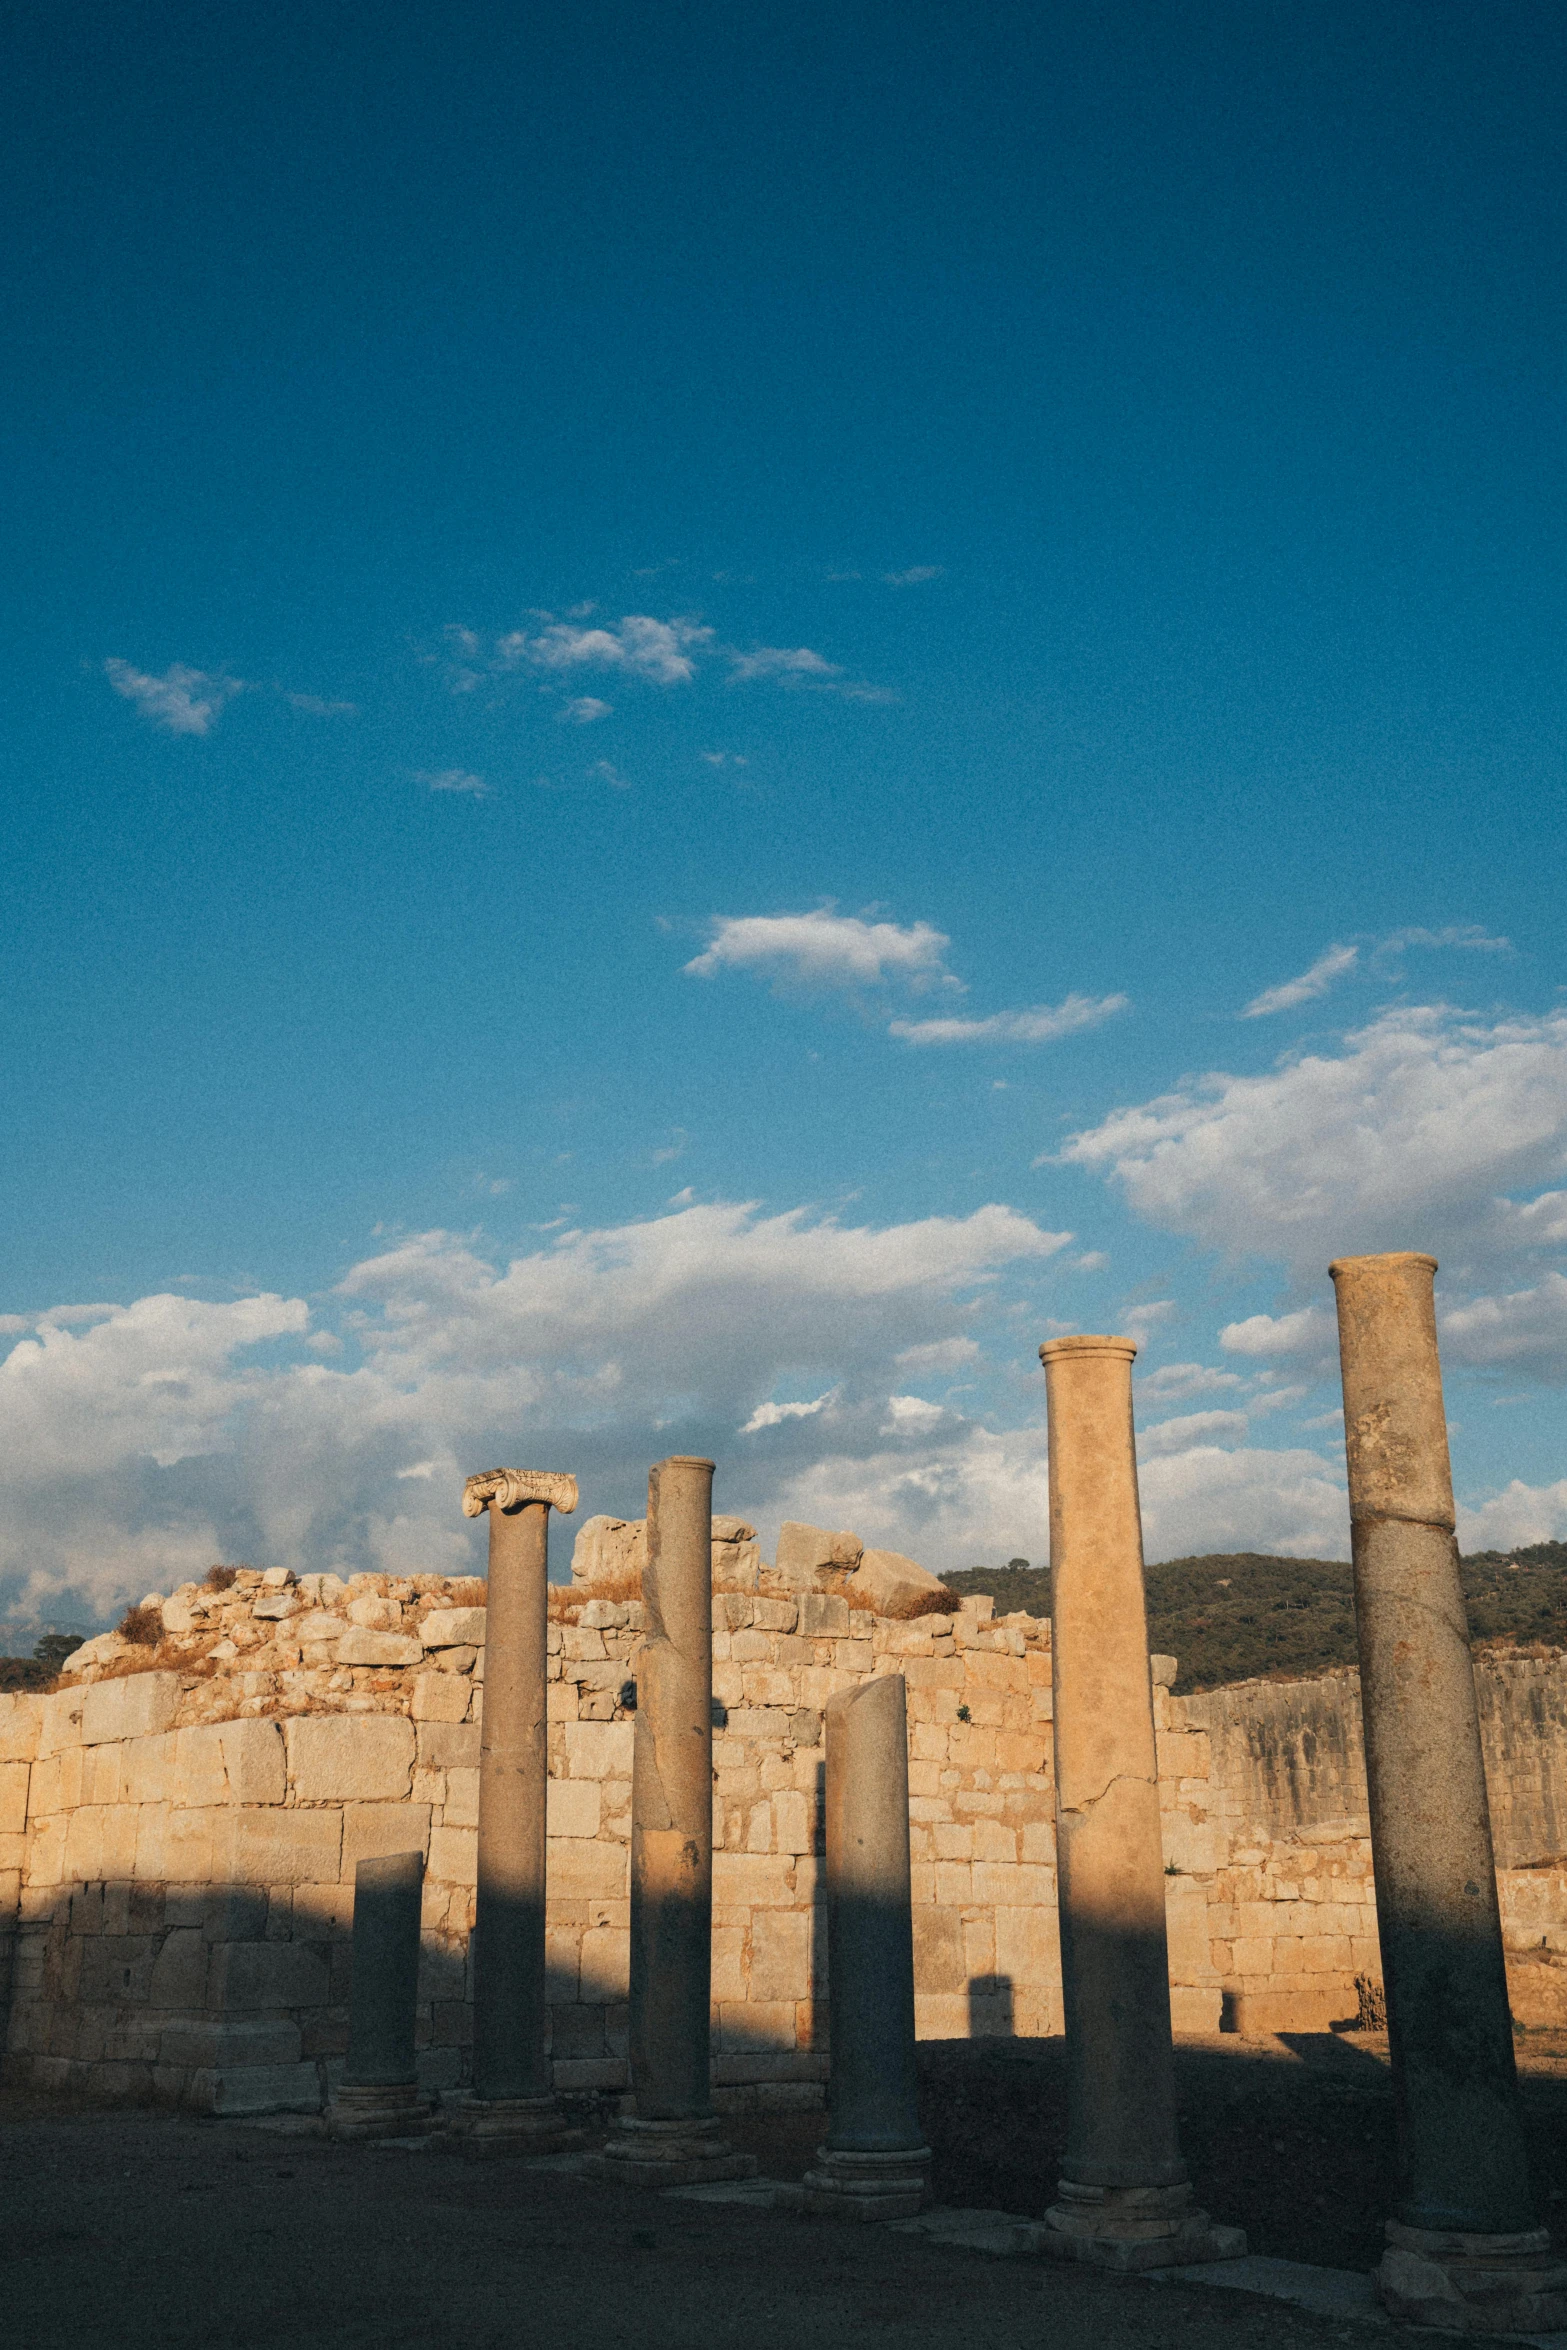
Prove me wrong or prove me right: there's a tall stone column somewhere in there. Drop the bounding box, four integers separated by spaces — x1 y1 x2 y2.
1038 1336 1242 2270
600 1454 755 2187
1330 1253 1566 2331
803 1673 931 2219
327 1851 437 2140
450 1466 582 2157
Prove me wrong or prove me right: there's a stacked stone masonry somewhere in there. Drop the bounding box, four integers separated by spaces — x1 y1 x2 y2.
4 1554 1567 2117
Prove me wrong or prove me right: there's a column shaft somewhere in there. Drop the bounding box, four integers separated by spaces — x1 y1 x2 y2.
473 1496 551 2101
344 1850 424 2088
1041 1334 1184 2193
1331 1252 1535 2236
628 1454 715 2119
822 1673 921 2152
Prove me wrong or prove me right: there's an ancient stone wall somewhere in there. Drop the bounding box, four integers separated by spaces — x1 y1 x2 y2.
4 1546 1567 2117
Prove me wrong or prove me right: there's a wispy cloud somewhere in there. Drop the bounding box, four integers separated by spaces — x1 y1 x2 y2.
1243 925 1513 1017
419 768 490 798
286 692 358 717
560 696 611 724
726 645 840 682
1241 944 1359 1019
590 758 629 789
892 993 1128 1047
882 566 943 586
104 659 245 736
700 752 749 769
743 1388 837 1434
508 614 712 685
685 909 956 993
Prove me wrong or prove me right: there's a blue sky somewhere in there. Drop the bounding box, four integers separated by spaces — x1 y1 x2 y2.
2 2 1563 1630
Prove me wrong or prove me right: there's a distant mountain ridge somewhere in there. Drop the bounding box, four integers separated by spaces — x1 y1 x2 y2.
944 1540 1567 1694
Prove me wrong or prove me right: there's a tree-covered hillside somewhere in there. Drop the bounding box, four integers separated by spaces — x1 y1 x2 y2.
945 1540 1567 1693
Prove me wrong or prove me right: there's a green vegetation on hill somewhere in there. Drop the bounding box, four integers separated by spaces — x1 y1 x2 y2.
946 1541 1567 1694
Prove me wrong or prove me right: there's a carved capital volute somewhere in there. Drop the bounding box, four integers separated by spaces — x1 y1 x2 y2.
461 1468 579 1518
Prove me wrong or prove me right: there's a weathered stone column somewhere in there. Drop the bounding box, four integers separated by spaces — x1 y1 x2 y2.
803 1673 931 2219
601 1454 755 2187
1039 1335 1242 2270
450 1466 582 2157
327 1851 436 2140
1331 1252 1566 2330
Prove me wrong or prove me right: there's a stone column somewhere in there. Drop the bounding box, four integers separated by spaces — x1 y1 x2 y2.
600 1454 755 2187
1330 1252 1566 2330
450 1466 582 2157
327 1851 436 2140
803 1673 931 2219
1038 1336 1243 2270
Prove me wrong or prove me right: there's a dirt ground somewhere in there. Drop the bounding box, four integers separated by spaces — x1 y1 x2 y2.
7 2032 1567 2350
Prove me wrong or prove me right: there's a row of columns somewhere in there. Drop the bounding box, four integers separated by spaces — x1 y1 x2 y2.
322 1252 1560 2328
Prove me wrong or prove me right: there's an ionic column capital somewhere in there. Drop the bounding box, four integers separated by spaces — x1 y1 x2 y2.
462 1469 579 1518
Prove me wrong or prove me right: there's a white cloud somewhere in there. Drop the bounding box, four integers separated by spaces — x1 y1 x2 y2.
1122 1299 1177 1347
1139 1361 1245 1401
1241 944 1360 1019
104 659 245 736
286 692 357 717
882 1394 947 1433
561 696 611 724
1063 1006 1567 1287
1220 1306 1336 1359
505 614 712 685
1457 1478 1567 1550
1376 924 1512 962
685 909 956 992
590 759 629 789
1439 1272 1567 1384
892 993 1128 1047
1137 1443 1349 1561
726 645 839 682
419 769 489 798
1139 1409 1251 1456
895 1338 982 1373
743 1390 836 1434
882 567 943 586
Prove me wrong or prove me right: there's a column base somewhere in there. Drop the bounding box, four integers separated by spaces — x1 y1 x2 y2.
802 2144 933 2222
325 2081 440 2142
591 2114 759 2190
1378 2220 1567 2333
445 2092 586 2160
1042 2179 1246 2273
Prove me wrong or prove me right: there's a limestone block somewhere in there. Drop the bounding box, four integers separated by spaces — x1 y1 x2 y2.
63 1802 138 1881
1168 1986 1223 2034
427 1825 478 1885
420 1607 487 1649
341 1802 431 1874
563 1721 634 1780
549 1839 628 1901
570 1515 647 1586
347 1595 400 1630
713 1852 797 1911
251 1592 298 1620
82 1673 182 1747
219 1719 286 1805
288 1714 414 1802
713 1536 762 1590
186 2061 321 2116
441 1766 479 1828
416 1721 480 1770
1163 1885 1213 1980
995 1904 1063 1988
799 1593 850 1637
546 1779 599 1839
750 1908 813 2003
579 1924 631 2003
215 1805 342 1887
0 1692 43 1763
335 1629 422 1668
209 1938 330 2010
846 1548 948 1618
22 1811 67 1885
912 1905 967 1993
120 1733 180 1806
160 2017 303 2069
776 1521 863 1588
725 1708 792 1741
38 1687 87 1756
772 1788 812 1854
0 1759 29 1835
147 1928 210 2008
411 1670 470 1723
134 1805 217 1882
